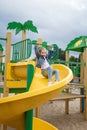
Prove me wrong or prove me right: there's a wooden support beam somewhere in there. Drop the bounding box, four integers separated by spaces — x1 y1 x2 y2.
83 48 87 120
2 31 12 130
65 51 70 114
35 107 40 118
50 93 85 101
3 31 12 97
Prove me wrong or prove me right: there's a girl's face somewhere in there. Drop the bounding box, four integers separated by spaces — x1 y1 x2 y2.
40 49 47 57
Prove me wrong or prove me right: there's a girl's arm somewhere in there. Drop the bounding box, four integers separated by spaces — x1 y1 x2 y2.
47 46 54 59
34 45 40 58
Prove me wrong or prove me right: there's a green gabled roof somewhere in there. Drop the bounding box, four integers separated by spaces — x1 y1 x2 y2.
66 36 87 52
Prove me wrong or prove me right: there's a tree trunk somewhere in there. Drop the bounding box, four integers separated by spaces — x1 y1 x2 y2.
22 30 26 40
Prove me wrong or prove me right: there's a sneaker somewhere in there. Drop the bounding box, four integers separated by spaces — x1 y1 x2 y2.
54 80 58 84
48 82 52 86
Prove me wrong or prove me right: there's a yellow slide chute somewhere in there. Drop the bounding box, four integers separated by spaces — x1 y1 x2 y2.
0 61 73 130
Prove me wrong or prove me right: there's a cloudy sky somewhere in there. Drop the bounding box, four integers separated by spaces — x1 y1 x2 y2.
0 0 87 51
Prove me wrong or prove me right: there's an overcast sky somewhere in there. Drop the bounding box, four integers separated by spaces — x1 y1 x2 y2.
0 0 87 51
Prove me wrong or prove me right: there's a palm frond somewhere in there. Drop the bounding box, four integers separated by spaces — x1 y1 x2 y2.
24 20 38 33
24 20 33 27
7 22 22 30
15 22 23 34
7 20 38 35
29 25 38 33
7 22 23 35
16 27 22 35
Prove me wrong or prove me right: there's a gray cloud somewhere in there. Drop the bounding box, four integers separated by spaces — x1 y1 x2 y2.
0 0 87 51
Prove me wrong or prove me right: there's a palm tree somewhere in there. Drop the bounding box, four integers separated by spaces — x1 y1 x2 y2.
7 20 38 61
7 20 38 40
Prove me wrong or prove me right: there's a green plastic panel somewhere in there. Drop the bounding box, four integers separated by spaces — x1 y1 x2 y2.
11 39 32 62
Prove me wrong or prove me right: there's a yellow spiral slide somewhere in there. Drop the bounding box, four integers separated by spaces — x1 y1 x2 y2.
0 61 73 130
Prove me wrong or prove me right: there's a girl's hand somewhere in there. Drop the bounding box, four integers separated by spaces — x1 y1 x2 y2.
48 45 53 50
36 42 42 46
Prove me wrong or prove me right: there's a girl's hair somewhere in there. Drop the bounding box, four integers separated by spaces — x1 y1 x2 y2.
39 47 46 53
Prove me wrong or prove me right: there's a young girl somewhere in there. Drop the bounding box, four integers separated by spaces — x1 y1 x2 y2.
34 43 59 86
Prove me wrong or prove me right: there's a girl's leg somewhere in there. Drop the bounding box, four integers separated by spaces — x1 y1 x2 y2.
42 68 59 82
41 67 52 85
52 70 59 81
47 67 53 82
41 69 48 77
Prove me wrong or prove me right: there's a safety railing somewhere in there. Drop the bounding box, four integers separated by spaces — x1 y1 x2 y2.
11 39 32 62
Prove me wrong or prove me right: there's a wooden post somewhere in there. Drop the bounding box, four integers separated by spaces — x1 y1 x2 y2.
2 31 12 130
1 125 8 130
0 51 3 82
0 50 3 98
66 51 69 65
37 37 43 44
83 48 87 120
3 31 12 97
22 30 26 40
33 37 43 118
21 30 26 61
80 53 84 112
35 107 40 118
80 53 84 84
65 51 69 114
0 46 3 130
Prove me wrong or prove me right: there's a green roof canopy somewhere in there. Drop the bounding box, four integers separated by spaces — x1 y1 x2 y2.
66 36 87 52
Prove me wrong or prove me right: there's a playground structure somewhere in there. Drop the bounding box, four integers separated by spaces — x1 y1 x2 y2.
0 29 87 130
0 30 87 130
65 36 87 119
45 36 87 120
0 31 73 130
